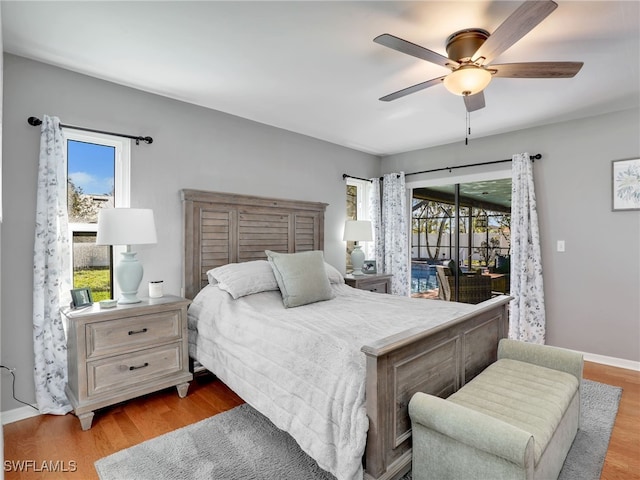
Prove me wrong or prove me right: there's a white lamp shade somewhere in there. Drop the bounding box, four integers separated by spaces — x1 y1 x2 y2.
443 66 492 96
343 220 373 242
96 208 157 246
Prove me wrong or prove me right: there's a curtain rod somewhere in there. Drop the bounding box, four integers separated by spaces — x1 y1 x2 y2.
27 116 153 145
342 154 541 183
342 173 373 182
405 153 541 177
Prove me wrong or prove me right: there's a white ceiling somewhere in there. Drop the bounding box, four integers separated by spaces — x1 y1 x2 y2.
2 1 639 156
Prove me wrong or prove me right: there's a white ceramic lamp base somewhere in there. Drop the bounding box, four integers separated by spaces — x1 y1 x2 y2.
116 251 143 304
351 245 365 276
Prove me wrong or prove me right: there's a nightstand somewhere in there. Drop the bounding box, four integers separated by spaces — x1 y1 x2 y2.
62 295 193 430
344 273 393 294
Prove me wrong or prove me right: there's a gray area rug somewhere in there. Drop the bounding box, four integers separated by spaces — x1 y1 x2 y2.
95 379 621 480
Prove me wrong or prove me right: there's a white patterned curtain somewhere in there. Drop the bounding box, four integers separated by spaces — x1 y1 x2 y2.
370 173 409 296
510 153 545 343
33 115 72 414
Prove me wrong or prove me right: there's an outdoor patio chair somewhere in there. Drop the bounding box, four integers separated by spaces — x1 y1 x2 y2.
435 265 492 304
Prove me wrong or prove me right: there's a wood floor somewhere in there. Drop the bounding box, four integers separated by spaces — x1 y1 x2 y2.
3 362 639 480
582 362 640 480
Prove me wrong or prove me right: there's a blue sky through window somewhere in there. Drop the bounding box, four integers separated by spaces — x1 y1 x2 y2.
68 140 115 196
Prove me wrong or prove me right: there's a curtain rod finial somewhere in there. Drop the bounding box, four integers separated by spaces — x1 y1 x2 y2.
136 136 153 145
28 116 42 126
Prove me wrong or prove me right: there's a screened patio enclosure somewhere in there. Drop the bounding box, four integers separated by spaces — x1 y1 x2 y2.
411 178 512 299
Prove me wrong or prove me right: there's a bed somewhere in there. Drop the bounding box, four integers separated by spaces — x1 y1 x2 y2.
182 189 510 480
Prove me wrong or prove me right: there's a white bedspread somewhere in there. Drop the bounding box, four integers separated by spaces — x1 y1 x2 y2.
188 283 476 480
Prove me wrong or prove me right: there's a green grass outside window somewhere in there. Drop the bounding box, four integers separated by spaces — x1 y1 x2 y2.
73 268 111 302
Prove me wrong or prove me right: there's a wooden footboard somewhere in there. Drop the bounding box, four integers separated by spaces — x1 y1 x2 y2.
361 295 510 480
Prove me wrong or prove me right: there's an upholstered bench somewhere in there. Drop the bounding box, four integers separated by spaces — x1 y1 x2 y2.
409 339 583 480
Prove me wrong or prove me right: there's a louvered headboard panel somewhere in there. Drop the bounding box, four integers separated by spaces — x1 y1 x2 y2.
182 189 327 299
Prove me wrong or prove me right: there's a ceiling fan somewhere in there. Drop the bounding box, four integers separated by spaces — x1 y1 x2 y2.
374 0 583 112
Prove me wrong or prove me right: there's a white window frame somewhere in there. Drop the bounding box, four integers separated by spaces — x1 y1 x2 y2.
346 177 372 220
346 177 374 259
65 129 131 300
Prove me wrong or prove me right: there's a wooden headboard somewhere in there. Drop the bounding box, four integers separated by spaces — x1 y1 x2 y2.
181 189 328 299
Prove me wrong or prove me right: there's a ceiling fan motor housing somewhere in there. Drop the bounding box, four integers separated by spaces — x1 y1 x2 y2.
446 29 490 63
375 0 581 110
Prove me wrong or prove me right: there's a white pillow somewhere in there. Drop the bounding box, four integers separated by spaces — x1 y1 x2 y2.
266 250 334 308
324 262 345 284
206 260 278 299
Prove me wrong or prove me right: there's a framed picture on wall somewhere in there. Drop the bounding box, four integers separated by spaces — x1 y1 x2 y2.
612 158 640 211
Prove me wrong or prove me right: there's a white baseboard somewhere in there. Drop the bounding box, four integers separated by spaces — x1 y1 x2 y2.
1 405 40 425
582 352 640 371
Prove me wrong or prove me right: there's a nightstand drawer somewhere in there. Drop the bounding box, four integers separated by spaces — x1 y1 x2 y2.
87 343 183 397
86 310 181 358
361 281 389 293
344 274 392 294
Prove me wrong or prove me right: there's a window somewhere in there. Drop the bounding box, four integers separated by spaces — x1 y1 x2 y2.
345 178 374 268
66 129 131 301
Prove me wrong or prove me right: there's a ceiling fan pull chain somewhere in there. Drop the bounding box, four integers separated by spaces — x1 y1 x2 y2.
465 111 470 145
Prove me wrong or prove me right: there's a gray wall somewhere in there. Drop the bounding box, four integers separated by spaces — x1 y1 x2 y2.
1 54 379 411
382 108 640 362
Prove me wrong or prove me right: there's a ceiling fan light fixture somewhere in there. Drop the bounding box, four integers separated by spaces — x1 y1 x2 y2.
443 66 492 96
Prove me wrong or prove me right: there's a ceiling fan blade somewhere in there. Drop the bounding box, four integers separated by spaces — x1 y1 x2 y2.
464 92 486 112
492 62 583 78
374 34 459 69
472 0 558 64
379 76 446 102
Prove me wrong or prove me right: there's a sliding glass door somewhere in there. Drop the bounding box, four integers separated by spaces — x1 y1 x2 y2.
411 177 511 303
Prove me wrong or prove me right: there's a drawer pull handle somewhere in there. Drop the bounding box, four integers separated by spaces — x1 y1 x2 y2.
128 328 148 335
129 362 149 371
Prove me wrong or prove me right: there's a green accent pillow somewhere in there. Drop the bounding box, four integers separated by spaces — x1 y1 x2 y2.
265 250 334 308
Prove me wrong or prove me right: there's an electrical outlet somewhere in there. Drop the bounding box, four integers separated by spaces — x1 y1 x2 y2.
557 240 566 252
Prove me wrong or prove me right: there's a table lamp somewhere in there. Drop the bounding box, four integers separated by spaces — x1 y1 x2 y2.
96 208 157 304
343 220 373 276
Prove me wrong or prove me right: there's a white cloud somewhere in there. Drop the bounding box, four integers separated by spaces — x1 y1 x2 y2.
69 171 113 195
